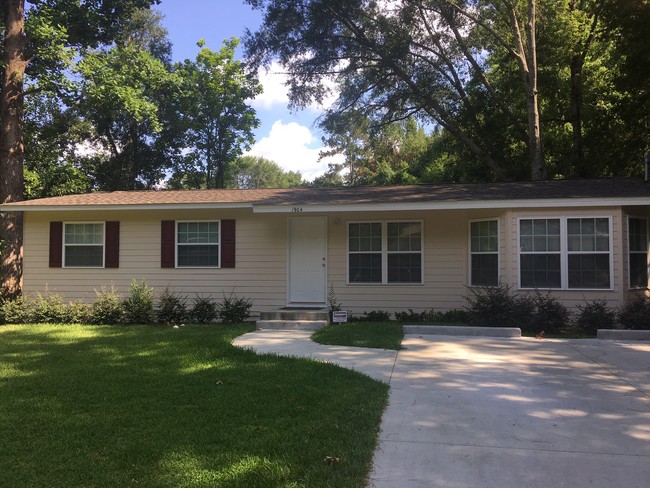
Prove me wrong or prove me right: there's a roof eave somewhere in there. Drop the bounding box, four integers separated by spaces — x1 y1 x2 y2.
0 202 254 212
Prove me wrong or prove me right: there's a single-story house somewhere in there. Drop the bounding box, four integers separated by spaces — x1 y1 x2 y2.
1 178 649 316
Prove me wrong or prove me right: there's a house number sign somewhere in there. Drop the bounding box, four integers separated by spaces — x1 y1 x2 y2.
291 207 303 212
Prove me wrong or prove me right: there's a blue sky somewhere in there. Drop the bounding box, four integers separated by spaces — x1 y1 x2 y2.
157 0 340 180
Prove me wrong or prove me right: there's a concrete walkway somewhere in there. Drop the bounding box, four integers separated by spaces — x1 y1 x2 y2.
233 331 650 488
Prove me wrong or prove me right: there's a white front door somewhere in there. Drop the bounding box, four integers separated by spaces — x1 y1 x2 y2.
288 217 327 305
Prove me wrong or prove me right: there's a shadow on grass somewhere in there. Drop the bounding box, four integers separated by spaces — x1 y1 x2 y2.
0 324 388 488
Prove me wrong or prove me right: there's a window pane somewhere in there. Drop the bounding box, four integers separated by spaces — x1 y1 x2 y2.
65 223 103 244
387 222 421 252
178 221 219 244
177 244 219 267
65 246 103 267
387 253 421 283
349 253 382 283
520 254 561 288
629 218 648 252
568 254 610 289
471 254 498 287
630 253 648 288
350 223 382 253
472 220 498 252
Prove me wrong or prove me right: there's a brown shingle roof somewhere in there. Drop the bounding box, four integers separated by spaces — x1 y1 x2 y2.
2 178 650 209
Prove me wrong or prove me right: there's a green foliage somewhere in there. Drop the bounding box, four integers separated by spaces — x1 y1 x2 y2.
618 295 650 330
327 283 341 312
575 299 617 335
465 285 535 328
122 279 155 324
1 296 31 325
169 38 262 189
466 285 570 333
89 286 124 325
353 310 391 323
394 308 470 324
225 156 303 188
31 292 70 324
191 295 218 324
67 301 91 324
217 291 254 324
156 287 187 324
529 290 571 334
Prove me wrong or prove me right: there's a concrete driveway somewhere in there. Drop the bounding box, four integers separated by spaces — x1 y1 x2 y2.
234 331 650 488
371 335 650 488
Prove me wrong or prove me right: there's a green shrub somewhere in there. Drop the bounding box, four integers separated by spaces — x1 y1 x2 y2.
191 295 218 323
576 299 616 335
529 290 570 334
123 279 155 324
68 301 91 324
353 310 391 322
31 292 70 324
619 295 650 330
465 284 534 327
89 286 124 325
217 291 253 324
395 308 470 324
157 287 187 324
2 295 31 324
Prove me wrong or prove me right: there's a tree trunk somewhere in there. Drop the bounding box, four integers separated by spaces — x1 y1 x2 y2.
525 0 545 180
570 54 585 176
0 0 26 297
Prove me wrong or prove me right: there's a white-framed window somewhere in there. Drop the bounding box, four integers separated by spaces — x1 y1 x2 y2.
628 216 648 289
64 222 104 268
176 221 220 267
518 217 612 290
469 219 499 286
348 221 423 284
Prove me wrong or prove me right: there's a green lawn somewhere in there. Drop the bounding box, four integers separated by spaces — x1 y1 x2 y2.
312 322 404 350
0 324 389 488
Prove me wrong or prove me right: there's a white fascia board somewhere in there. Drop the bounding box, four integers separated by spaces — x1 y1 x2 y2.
253 197 650 213
0 202 254 212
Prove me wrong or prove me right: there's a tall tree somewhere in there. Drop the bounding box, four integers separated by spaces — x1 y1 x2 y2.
170 38 262 189
0 0 158 295
244 0 545 180
225 156 303 188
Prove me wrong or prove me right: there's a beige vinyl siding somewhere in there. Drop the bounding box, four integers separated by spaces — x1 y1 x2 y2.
21 204 649 316
22 209 288 313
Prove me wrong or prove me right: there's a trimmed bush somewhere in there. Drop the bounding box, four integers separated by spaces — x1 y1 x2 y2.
465 284 534 327
619 295 650 330
31 292 70 324
89 286 124 325
529 290 570 334
191 295 218 324
576 299 616 335
2 295 31 324
353 310 391 322
68 301 91 324
394 308 469 324
123 279 155 324
217 291 253 324
157 287 187 324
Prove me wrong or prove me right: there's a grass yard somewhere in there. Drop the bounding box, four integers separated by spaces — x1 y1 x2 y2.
0 324 389 488
312 322 404 350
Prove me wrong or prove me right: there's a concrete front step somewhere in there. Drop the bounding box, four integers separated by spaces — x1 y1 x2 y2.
256 320 328 331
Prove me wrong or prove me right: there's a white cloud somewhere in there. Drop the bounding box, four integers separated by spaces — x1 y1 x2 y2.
246 120 344 181
252 61 338 111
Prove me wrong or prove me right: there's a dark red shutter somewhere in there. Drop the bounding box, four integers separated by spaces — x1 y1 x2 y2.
49 221 63 268
105 221 120 268
161 220 175 268
221 219 236 268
